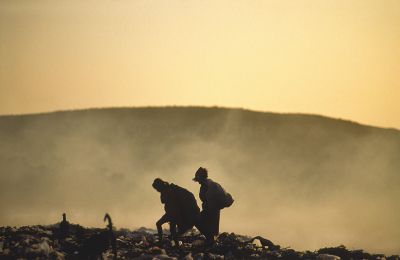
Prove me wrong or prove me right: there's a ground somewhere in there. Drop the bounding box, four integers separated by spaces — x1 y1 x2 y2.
0 224 398 260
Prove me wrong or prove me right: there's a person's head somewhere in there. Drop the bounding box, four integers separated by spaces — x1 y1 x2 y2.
152 178 169 192
193 167 208 184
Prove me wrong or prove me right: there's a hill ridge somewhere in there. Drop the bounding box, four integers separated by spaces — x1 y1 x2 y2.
0 106 398 133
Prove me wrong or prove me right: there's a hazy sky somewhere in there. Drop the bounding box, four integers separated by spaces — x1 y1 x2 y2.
1 0 399 129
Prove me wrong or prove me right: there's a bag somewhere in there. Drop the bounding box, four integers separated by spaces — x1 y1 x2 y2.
223 192 234 208
207 179 234 210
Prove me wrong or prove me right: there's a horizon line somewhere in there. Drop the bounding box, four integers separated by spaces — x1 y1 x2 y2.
0 105 399 132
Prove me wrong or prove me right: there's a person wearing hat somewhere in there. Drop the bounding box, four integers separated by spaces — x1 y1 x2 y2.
152 178 200 245
193 167 234 245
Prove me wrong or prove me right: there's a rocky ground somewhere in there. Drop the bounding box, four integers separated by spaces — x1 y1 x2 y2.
0 224 399 260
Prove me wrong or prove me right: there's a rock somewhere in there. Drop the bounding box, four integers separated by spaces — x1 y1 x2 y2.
182 252 193 260
150 246 163 254
193 253 205 260
192 239 204 247
133 254 158 259
26 239 53 257
280 249 301 259
318 245 350 259
371 254 387 260
136 235 150 247
252 238 262 248
317 254 341 260
224 251 235 260
51 250 66 260
217 232 241 246
154 254 178 260
206 253 224 259
133 253 177 260
350 249 371 259
249 236 280 251
169 240 183 247
2 248 10 255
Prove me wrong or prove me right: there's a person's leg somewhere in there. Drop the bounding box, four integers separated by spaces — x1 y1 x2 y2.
169 222 179 246
214 210 220 236
195 210 207 236
207 210 219 241
177 222 192 236
156 214 169 239
202 210 216 246
195 209 220 246
194 209 214 247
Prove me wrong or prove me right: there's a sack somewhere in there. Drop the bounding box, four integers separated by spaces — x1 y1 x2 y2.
206 179 234 210
223 192 234 208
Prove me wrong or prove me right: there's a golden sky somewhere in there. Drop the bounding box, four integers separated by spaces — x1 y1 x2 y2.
1 0 399 129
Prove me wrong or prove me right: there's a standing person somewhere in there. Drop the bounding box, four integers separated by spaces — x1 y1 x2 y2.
59 213 70 238
152 178 200 244
193 167 234 245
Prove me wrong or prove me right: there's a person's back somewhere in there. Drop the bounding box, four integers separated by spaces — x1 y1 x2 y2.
205 179 234 211
152 178 200 242
160 185 181 223
169 184 200 234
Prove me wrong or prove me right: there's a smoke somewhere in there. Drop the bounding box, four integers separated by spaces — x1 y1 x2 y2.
0 107 399 254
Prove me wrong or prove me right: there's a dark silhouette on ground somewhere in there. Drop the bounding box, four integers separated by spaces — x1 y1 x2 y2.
57 213 69 239
1 223 399 259
79 213 117 259
152 178 200 245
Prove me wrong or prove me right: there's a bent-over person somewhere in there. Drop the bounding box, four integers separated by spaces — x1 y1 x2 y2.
152 178 200 244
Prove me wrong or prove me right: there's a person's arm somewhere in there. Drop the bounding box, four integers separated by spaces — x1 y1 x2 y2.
206 181 220 211
160 193 166 204
199 184 208 210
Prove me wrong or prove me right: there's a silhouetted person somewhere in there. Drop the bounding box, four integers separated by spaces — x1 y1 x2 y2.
152 178 200 244
193 167 234 246
80 213 117 259
59 213 70 238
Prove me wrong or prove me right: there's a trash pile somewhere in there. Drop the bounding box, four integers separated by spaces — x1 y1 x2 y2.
0 224 399 260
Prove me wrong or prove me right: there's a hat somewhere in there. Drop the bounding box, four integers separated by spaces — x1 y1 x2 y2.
193 167 208 181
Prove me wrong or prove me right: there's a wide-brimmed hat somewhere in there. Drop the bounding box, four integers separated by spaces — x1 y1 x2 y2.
193 167 208 181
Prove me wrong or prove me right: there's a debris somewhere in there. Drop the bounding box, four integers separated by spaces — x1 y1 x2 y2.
182 252 193 260
0 224 397 260
252 238 262 248
317 254 341 260
192 239 204 247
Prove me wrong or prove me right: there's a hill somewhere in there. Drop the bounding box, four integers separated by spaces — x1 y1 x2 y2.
0 107 399 254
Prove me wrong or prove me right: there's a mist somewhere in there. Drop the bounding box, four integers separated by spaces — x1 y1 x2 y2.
0 107 399 254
